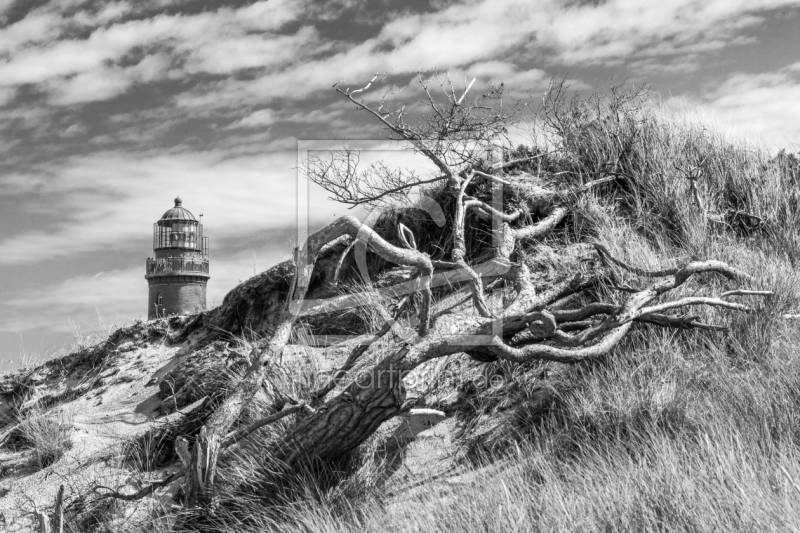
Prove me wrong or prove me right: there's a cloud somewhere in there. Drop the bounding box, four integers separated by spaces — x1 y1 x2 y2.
0 267 145 333
0 85 14 105
0 0 316 105
0 245 291 337
430 61 552 97
1 0 796 114
0 10 62 51
167 0 800 114
225 108 276 129
180 25 323 76
539 0 796 64
693 63 800 148
223 105 351 132
47 52 171 105
0 148 346 265
60 123 87 137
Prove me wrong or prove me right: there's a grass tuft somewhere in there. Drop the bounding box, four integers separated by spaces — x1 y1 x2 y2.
18 409 73 469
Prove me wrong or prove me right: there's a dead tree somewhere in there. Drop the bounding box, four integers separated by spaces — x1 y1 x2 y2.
112 75 772 510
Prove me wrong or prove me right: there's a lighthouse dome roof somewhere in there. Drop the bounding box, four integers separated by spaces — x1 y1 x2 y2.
160 196 197 222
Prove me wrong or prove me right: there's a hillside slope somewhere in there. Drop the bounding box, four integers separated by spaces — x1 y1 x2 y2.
3 86 800 532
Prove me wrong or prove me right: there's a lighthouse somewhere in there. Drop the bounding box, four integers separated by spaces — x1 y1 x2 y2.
145 197 210 319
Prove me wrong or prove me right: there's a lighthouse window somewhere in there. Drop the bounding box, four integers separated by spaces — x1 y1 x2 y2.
157 293 163 305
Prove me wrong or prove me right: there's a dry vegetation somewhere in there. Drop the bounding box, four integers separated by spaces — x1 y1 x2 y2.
18 410 74 470
5 77 800 532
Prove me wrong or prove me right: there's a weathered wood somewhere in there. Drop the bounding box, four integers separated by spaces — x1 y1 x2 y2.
34 508 50 533
33 484 63 533
53 485 64 533
452 171 491 317
298 258 510 318
276 353 410 465
183 426 221 508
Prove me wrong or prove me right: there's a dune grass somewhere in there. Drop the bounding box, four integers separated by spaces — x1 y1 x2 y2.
17 409 74 470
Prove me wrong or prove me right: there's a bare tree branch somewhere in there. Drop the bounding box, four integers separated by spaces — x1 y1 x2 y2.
334 82 453 179
453 171 492 317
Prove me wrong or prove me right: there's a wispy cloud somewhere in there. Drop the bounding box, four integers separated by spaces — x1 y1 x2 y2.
225 108 277 129
693 63 800 148
1 267 144 333
0 0 316 105
3 0 796 112
0 148 343 265
163 0 799 116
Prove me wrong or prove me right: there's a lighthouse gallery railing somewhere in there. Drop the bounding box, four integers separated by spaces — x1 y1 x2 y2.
146 257 209 276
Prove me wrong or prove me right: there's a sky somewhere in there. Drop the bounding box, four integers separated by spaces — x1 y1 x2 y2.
1 0 799 369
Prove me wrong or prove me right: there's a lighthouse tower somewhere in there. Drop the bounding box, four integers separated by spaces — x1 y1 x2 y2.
145 197 209 319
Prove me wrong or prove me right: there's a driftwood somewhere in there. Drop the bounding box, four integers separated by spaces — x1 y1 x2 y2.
33 484 63 533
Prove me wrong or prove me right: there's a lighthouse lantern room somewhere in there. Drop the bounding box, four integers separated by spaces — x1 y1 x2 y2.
144 197 210 318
